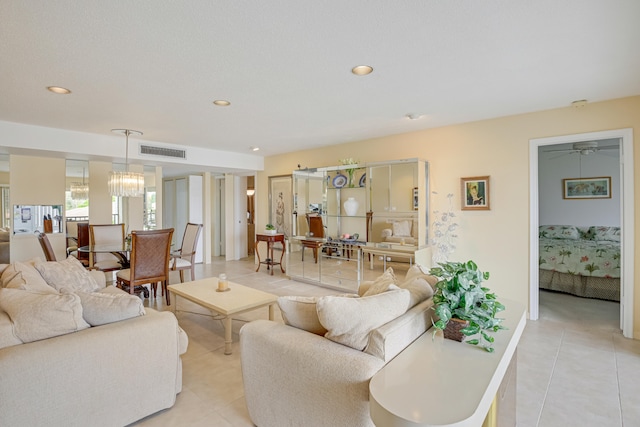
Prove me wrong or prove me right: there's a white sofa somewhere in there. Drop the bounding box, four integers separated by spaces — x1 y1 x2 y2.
0 260 188 427
240 266 436 427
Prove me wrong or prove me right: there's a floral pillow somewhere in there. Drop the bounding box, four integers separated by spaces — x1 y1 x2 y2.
539 225 579 240
577 226 595 240
592 226 621 242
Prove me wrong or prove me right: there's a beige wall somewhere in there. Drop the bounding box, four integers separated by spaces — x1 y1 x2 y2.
10 155 67 260
258 95 640 337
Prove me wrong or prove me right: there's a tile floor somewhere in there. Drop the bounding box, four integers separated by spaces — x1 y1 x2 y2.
129 257 640 427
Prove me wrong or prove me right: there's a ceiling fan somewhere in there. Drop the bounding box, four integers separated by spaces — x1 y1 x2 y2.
544 141 619 156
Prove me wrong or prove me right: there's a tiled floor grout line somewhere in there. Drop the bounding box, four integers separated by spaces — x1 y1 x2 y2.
612 333 624 427
536 329 564 427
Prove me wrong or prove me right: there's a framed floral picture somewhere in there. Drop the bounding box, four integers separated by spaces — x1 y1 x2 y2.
562 176 611 199
461 176 490 210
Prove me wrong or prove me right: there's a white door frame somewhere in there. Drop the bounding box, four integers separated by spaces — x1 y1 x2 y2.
529 128 634 338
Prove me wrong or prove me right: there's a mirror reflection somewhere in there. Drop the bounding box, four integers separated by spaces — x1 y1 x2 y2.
0 154 8 263
66 160 89 221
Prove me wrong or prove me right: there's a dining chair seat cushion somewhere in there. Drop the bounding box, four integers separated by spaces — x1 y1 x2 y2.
75 289 145 326
34 257 101 293
116 269 131 281
93 259 122 271
172 258 192 269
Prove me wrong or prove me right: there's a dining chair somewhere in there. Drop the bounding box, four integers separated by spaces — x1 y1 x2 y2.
35 231 56 261
301 214 325 263
67 221 90 266
116 228 174 304
89 223 125 272
171 223 203 283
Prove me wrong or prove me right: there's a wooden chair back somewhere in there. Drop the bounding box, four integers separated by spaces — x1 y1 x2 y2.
127 228 174 304
76 222 90 264
36 231 56 261
129 228 174 284
306 214 324 238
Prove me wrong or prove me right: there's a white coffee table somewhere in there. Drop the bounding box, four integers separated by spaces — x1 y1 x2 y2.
168 278 278 355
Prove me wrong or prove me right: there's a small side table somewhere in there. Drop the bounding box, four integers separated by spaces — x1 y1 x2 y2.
256 233 286 275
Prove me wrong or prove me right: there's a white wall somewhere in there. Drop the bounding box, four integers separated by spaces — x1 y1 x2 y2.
538 147 620 226
188 175 203 263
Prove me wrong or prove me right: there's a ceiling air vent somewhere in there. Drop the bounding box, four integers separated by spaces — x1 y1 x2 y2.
139 144 186 159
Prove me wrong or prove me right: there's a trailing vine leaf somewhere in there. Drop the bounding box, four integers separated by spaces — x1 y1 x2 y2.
430 260 506 352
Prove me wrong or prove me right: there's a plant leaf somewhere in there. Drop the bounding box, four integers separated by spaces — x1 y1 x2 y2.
466 339 479 345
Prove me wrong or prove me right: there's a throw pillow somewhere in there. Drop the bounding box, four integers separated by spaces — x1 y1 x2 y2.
362 267 396 297
397 277 434 309
74 289 145 326
357 280 374 297
277 296 327 335
402 264 438 289
0 288 90 343
1 261 56 293
392 220 412 237
316 288 410 351
34 256 101 293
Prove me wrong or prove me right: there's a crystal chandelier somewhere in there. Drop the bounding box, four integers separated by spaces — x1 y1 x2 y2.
70 167 89 200
108 129 144 197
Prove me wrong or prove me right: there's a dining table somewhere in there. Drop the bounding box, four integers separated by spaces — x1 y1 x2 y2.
78 243 131 269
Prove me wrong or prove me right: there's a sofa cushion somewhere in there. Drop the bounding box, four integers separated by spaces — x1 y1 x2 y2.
0 309 22 349
316 288 410 351
75 289 146 326
277 296 327 335
34 257 101 293
398 264 437 308
1 261 55 293
0 288 90 343
362 267 397 297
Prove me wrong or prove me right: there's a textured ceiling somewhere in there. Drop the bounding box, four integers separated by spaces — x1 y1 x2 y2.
1 1 639 158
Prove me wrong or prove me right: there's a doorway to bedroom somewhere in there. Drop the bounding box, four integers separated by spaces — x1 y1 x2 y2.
529 129 634 338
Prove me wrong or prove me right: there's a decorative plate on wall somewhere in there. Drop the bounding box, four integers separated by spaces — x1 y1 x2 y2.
332 174 347 188
359 173 366 187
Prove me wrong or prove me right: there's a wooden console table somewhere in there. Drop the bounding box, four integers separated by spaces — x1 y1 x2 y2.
369 299 526 427
255 233 286 275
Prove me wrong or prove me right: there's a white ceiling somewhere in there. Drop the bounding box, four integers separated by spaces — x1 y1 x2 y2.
1 1 639 159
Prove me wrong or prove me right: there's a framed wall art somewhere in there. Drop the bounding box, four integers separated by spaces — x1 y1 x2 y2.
269 174 293 237
461 176 490 210
562 176 611 199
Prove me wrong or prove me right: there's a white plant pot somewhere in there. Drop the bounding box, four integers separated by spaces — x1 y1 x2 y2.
344 197 359 216
265 229 277 235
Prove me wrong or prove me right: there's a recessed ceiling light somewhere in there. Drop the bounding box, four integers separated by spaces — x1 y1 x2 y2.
406 113 422 120
571 99 588 108
47 86 71 94
250 146 260 152
351 65 373 76
213 100 231 106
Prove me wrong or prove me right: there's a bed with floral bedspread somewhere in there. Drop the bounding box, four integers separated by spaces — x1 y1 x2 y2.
538 225 620 302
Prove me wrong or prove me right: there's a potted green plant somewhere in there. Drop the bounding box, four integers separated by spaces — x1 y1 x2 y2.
430 260 506 352
265 224 277 235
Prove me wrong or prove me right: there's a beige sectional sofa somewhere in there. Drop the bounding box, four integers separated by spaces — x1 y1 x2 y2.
0 259 188 427
240 265 436 427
